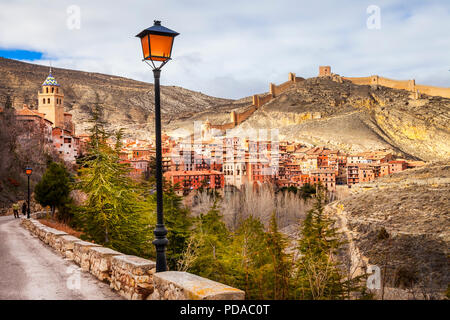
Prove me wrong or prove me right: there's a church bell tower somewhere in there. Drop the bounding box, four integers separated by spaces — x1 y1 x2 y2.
38 68 64 128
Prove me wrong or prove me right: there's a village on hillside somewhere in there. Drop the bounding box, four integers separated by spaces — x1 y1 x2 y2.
1 68 426 196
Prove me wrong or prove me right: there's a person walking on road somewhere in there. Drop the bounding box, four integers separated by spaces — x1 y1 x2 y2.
22 202 27 217
12 203 20 219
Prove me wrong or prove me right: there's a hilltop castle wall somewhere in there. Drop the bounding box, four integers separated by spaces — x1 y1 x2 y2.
212 72 306 131
415 84 450 98
209 64 450 132
340 72 450 99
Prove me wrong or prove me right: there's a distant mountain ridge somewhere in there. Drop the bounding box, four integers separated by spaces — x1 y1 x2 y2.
0 57 233 139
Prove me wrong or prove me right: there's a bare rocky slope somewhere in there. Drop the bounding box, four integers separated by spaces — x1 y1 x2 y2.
329 162 450 299
231 78 450 161
171 77 450 161
0 57 232 139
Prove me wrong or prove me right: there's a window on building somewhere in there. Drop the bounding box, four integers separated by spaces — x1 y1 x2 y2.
48 98 50 103
46 87 49 93
43 98 45 104
52 87 54 93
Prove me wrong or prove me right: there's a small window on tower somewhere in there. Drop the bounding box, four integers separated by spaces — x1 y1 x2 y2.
46 87 48 93
52 87 54 93
48 98 50 103
43 98 45 104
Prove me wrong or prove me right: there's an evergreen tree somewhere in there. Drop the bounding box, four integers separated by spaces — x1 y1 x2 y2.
184 202 230 284
294 184 360 299
265 212 293 299
73 101 153 257
34 162 71 220
299 183 316 200
227 216 274 299
160 183 192 270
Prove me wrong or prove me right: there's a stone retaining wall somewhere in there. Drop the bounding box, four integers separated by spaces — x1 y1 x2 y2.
110 255 156 300
150 271 246 300
73 240 101 271
20 216 245 300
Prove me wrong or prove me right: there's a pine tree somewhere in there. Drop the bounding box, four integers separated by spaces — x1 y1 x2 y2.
73 101 153 257
265 212 292 299
34 162 71 220
227 215 274 299
184 201 230 284
160 183 192 270
294 184 354 299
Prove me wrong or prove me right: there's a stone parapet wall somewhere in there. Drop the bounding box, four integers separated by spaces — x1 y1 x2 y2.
73 240 101 271
56 234 80 259
89 247 122 282
20 217 244 300
110 255 156 300
150 271 245 300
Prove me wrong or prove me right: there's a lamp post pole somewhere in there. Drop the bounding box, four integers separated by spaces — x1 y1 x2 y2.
152 68 168 272
27 174 31 219
136 20 179 273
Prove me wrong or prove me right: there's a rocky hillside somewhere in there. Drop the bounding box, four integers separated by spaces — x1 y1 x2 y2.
171 77 450 161
233 78 449 161
0 57 232 138
328 162 450 299
1 58 449 161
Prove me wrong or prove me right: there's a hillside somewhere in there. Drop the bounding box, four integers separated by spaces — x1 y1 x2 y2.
0 57 233 138
182 77 449 161
1 58 449 161
328 162 450 299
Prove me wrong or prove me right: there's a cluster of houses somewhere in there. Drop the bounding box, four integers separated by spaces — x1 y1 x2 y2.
111 126 424 194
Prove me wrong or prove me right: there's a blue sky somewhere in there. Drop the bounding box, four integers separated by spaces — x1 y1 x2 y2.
0 0 449 99
0 49 42 61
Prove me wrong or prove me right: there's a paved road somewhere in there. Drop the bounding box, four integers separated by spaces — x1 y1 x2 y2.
0 215 123 300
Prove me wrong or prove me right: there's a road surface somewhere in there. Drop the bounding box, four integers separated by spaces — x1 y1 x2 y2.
0 215 122 300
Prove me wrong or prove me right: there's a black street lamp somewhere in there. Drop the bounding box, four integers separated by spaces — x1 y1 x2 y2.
136 20 179 272
25 167 32 219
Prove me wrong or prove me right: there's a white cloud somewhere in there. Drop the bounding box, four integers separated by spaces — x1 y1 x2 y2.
0 0 449 98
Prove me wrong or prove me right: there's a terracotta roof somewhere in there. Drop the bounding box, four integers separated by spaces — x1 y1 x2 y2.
16 107 45 117
164 170 223 177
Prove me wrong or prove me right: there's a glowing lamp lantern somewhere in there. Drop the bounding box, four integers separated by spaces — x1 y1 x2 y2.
136 20 179 68
25 167 33 176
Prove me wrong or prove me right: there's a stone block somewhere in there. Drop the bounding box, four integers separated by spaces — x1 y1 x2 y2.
73 240 100 271
56 235 81 258
37 226 53 242
149 271 245 300
110 255 156 300
43 228 68 249
88 246 123 282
